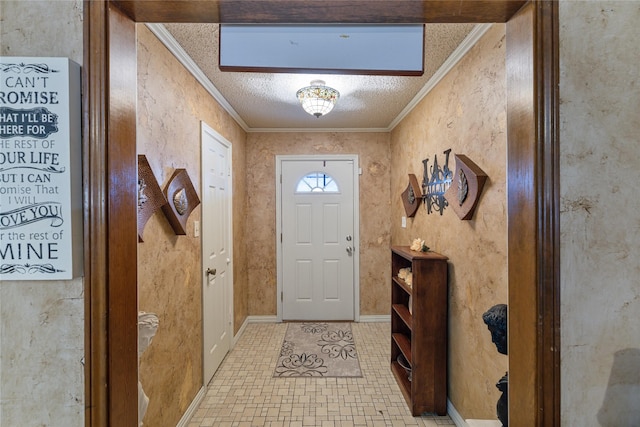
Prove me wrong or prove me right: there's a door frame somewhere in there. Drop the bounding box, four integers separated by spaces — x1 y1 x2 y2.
85 1 559 426
275 154 361 322
200 121 234 385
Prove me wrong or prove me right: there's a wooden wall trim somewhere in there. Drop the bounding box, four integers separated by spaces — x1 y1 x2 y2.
506 4 538 423
83 1 109 426
84 1 139 426
107 4 139 425
113 0 526 24
506 1 560 426
534 1 561 425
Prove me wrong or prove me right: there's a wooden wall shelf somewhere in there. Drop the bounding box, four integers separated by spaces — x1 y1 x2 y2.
390 245 449 416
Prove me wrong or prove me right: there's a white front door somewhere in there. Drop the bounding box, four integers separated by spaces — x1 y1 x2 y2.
201 122 232 385
279 157 358 321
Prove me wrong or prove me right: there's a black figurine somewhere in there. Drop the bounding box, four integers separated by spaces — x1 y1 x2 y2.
483 304 508 427
482 304 507 355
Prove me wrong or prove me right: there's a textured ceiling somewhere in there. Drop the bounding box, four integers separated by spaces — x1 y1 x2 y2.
161 23 476 131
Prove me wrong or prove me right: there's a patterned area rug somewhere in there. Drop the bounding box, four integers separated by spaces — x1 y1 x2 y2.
274 322 363 378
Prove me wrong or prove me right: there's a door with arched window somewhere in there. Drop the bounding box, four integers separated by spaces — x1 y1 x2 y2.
277 156 359 321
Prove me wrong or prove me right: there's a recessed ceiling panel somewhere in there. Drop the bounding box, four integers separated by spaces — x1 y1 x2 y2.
219 24 424 75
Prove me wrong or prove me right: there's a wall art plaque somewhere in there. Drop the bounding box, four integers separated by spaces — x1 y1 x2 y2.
401 173 422 218
137 155 167 242
444 154 488 220
161 169 200 235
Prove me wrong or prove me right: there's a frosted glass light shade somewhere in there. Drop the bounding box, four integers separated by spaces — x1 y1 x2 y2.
296 80 340 118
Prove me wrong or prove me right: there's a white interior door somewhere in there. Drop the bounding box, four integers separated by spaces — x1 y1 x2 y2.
280 158 357 321
201 122 232 385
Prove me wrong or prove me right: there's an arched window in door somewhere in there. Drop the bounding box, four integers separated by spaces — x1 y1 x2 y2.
295 172 339 193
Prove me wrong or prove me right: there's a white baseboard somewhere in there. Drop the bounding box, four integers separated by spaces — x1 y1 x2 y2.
466 420 501 427
234 315 279 345
447 401 500 427
358 315 391 322
246 315 279 323
176 386 206 427
448 399 468 427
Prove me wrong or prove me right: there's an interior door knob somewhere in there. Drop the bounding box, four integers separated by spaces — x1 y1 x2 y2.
206 268 217 276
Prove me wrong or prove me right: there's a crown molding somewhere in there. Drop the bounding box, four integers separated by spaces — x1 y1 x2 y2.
146 23 250 132
246 127 390 133
387 23 492 131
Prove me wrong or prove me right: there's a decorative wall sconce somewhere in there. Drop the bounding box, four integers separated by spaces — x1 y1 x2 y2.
161 169 200 235
137 155 168 242
401 173 422 217
421 149 453 215
444 154 488 220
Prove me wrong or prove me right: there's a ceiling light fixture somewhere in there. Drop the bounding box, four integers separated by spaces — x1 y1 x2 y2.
296 80 340 118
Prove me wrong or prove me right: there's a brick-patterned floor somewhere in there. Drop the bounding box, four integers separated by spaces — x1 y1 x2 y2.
188 322 455 427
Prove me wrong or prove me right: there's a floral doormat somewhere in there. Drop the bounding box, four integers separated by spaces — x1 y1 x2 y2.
274 322 363 378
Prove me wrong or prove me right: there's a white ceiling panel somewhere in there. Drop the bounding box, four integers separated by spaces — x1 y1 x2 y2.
219 24 424 75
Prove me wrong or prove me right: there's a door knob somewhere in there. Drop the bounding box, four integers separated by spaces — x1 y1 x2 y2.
206 268 217 276
346 246 353 255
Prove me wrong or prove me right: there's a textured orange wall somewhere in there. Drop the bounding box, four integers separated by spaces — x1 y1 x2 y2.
390 24 509 419
245 132 392 317
136 25 248 427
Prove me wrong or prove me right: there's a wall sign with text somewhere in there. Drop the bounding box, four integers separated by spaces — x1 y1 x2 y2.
0 57 83 280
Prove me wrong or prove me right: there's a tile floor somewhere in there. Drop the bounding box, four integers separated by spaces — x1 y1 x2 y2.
188 322 455 427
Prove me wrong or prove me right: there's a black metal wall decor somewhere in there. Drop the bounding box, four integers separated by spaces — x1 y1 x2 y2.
421 149 453 215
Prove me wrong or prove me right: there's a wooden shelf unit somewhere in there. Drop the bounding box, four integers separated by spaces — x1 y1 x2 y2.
390 245 449 416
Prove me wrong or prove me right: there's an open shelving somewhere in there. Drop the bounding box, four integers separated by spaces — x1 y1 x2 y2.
390 245 449 416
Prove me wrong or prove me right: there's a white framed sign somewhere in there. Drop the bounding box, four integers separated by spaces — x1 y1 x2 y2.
0 57 83 280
